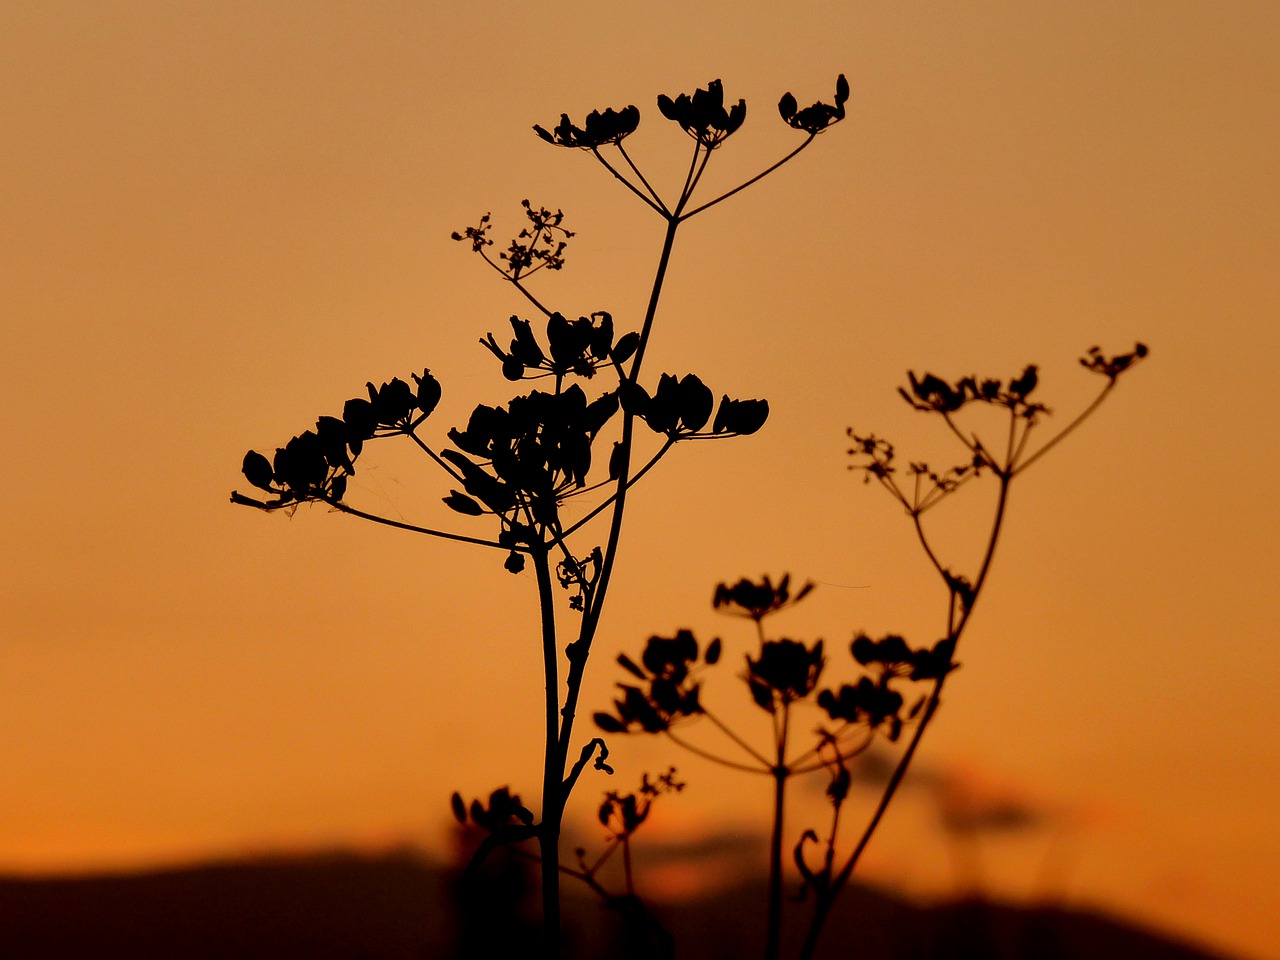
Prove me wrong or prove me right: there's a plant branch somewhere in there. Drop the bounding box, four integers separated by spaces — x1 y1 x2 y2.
321 498 509 550
679 134 816 220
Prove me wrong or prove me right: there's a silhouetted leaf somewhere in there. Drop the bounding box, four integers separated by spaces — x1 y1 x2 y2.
612 331 639 365
677 373 713 432
413 369 442 415
618 653 647 680
608 441 626 480
242 450 275 491
450 792 466 824
705 637 721 665
443 491 484 515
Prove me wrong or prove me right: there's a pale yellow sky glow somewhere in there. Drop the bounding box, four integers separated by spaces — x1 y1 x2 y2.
2 3 1278 958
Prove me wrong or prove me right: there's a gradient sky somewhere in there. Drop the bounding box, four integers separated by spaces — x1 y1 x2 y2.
3 3 1278 958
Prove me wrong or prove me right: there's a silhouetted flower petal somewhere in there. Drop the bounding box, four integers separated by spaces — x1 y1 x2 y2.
242 450 275 492
534 105 640 148
778 75 848 134
657 80 746 148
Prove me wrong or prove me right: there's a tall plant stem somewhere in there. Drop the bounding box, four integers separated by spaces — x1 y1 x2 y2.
765 706 791 960
532 545 563 959
797 477 1013 960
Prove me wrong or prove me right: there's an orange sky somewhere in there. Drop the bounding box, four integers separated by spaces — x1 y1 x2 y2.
3 3 1278 958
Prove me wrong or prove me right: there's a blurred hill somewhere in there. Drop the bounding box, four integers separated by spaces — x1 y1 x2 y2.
0 851 1245 959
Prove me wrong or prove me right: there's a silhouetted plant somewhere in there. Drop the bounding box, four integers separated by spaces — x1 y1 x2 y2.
598 347 1147 960
232 76 848 958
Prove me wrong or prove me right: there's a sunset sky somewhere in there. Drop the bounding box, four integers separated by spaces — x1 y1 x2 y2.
3 3 1278 958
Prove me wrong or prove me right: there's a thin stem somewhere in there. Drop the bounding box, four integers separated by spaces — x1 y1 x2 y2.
591 146 668 216
477 247 555 317
616 141 670 214
764 703 791 960
701 706 773 767
789 726 874 774
680 146 715 209
797 476 1012 960
663 729 769 774
321 498 508 550
1015 383 1115 475
532 546 563 959
679 134 816 220
676 141 703 208
910 511 948 580
557 438 675 539
405 430 465 484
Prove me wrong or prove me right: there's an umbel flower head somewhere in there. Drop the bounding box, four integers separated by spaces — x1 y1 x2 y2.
232 371 441 509
657 79 746 148
713 573 814 622
534 105 640 148
746 638 825 710
778 74 849 134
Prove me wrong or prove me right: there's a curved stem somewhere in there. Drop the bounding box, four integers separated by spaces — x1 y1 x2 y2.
764 703 791 960
910 511 948 581
797 476 1013 960
701 706 773 767
557 437 675 539
1015 382 1115 475
592 146 667 216
405 431 465 484
679 134 816 220
322 498 508 550
616 141 670 214
663 729 767 774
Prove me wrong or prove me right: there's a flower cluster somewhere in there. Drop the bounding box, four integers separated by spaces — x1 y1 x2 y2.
593 630 715 734
747 639 825 711
481 311 636 382
232 372 441 509
1080 342 1149 381
899 365 1048 420
621 373 769 439
452 200 574 282
816 634 953 741
450 786 535 832
597 768 684 838
778 74 849 134
713 573 815 622
443 384 619 533
534 105 640 149
657 79 746 148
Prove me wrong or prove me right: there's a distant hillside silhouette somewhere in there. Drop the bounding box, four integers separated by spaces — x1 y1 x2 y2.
0 851 1244 960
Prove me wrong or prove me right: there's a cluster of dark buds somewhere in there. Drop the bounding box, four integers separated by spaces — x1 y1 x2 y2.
232 372 440 509
596 768 685 839
747 639 825 710
778 74 850 134
451 200 574 285
1081 341 1149 381
622 373 769 439
657 79 746 148
899 364 1048 420
594 629 716 734
817 634 954 742
443 384 617 531
534 105 641 149
451 786 535 833
714 573 815 622
481 311 635 382
598 576 937 745
597 575 948 960
454 770 681 958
